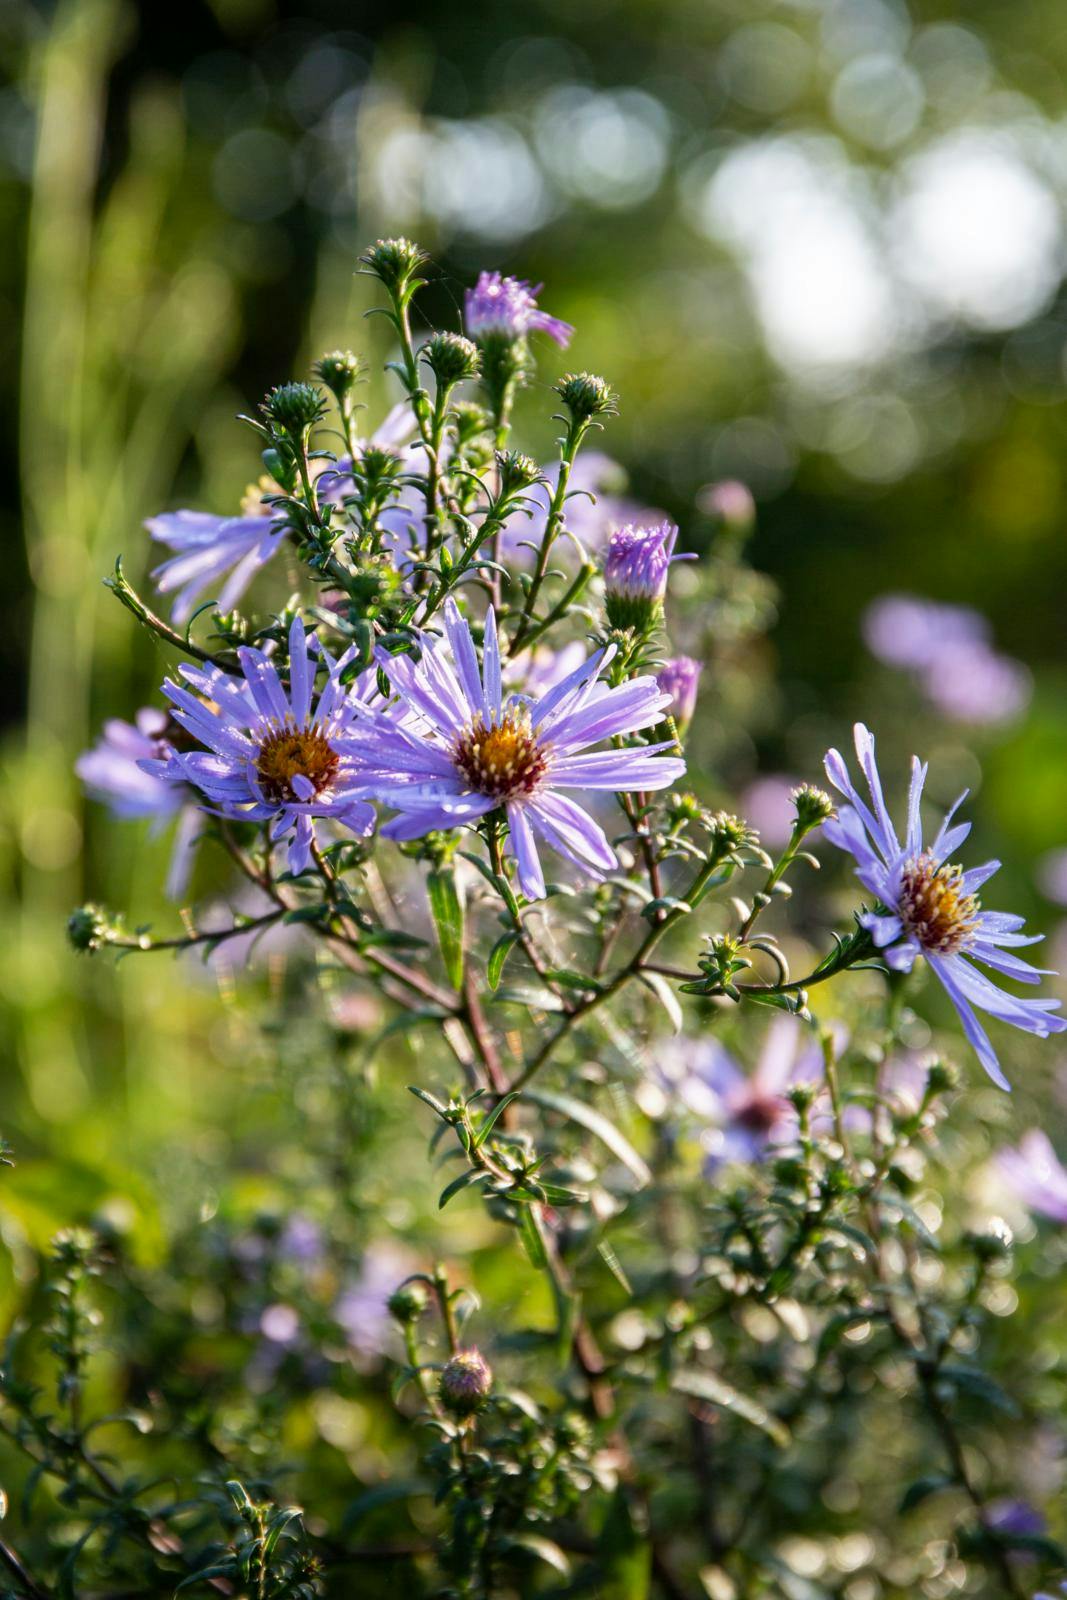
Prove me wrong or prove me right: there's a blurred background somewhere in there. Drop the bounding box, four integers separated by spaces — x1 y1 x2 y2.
5 0 1067 1448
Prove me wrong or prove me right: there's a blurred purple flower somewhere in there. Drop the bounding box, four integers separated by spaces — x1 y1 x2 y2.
464 271 573 347
741 774 803 850
1038 849 1067 906
335 1243 413 1358
77 709 202 900
656 657 702 728
698 479 755 538
653 1017 830 1168
997 1130 1067 1223
862 593 1029 727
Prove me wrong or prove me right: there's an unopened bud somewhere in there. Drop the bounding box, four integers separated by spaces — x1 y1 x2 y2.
439 1347 493 1416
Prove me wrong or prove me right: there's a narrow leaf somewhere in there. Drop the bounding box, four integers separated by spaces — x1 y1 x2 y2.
427 867 465 990
671 1368 790 1448
524 1087 652 1188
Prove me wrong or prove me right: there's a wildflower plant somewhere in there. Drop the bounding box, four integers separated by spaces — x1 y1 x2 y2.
4 242 1065 1597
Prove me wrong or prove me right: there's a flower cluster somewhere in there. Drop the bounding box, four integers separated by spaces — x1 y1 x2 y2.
66 240 1067 1599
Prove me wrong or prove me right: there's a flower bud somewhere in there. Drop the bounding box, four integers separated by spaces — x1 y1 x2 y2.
656 656 702 730
603 522 680 632
67 904 111 954
261 382 327 436
388 1282 430 1325
423 332 481 386
358 237 428 292
439 1347 493 1417
495 450 542 498
790 784 835 831
925 1058 959 1096
314 350 365 402
554 371 616 421
698 479 756 541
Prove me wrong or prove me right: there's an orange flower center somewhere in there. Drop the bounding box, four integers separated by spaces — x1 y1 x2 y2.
898 852 979 955
453 709 547 801
256 723 339 804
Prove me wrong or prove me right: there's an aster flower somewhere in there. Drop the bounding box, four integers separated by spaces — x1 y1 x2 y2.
698 478 756 538
656 657 702 728
862 593 1030 727
997 1130 1067 1224
823 723 1066 1089
76 709 202 899
603 521 684 630
149 405 415 624
464 271 573 348
348 600 685 900
144 615 375 875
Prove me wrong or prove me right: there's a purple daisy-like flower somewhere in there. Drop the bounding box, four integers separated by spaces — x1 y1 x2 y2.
464 271 573 348
603 521 688 630
656 656 702 728
997 1130 1067 1224
347 600 685 900
823 723 1066 1089
144 616 375 875
77 709 203 899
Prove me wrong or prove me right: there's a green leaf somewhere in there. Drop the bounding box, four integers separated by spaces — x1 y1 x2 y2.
899 1473 953 1513
438 1170 493 1210
637 970 683 1033
487 931 520 990
938 1364 1019 1416
596 1487 651 1600
503 1532 571 1576
671 1368 790 1448
523 1087 652 1188
408 1085 449 1119
517 1203 548 1269
427 867 465 990
597 1238 633 1296
473 1091 522 1148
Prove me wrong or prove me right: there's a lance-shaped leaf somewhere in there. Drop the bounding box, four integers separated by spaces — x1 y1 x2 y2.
524 1087 651 1188
671 1367 790 1448
427 866 465 990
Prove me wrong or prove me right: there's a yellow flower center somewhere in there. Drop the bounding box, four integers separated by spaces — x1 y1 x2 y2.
898 852 979 955
256 723 339 804
453 709 547 801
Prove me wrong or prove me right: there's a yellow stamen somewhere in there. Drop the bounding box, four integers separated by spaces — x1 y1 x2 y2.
453 709 547 801
256 723 339 804
899 852 979 955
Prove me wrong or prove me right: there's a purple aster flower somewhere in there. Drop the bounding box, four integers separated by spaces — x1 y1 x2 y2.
997 1130 1067 1223
335 1242 414 1359
145 616 376 875
652 1017 835 1167
862 594 989 672
78 709 184 822
603 521 688 630
656 657 702 728
464 270 573 348
920 642 1031 727
77 709 203 900
823 723 1066 1089
348 600 686 900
